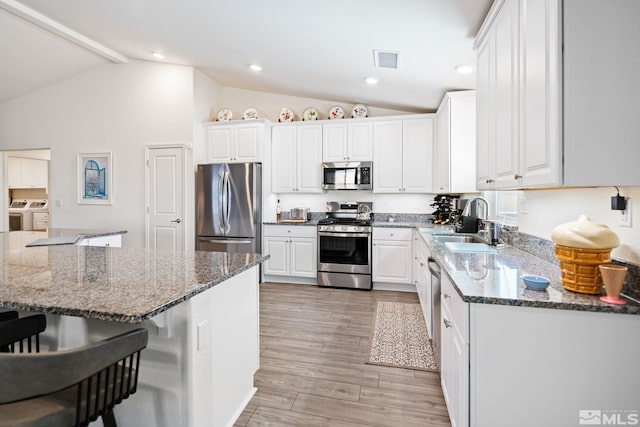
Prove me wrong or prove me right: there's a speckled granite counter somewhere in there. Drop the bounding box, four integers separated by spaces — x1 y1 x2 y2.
418 228 640 315
25 228 128 246
263 220 318 226
0 233 268 323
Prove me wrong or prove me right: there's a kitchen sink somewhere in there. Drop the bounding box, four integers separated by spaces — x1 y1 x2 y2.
431 234 486 244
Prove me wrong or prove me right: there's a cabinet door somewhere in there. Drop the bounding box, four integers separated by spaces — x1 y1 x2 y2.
235 125 260 161
476 34 494 190
263 237 290 276
207 127 234 162
403 118 434 193
373 120 403 193
493 0 520 189
322 122 348 162
271 127 297 193
7 157 21 188
519 0 562 187
372 240 412 284
347 122 373 161
434 104 451 193
296 125 323 193
290 237 317 278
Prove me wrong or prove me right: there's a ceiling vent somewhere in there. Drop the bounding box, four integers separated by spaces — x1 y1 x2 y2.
373 50 400 69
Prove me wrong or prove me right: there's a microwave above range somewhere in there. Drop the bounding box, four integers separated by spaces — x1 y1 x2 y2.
322 161 372 190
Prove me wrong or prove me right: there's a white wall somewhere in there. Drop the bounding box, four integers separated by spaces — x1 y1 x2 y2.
0 60 195 248
518 186 640 264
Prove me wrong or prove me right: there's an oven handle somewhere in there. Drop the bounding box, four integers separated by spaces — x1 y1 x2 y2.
317 232 371 238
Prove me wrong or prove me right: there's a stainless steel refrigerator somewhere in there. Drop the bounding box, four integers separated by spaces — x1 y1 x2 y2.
196 163 262 253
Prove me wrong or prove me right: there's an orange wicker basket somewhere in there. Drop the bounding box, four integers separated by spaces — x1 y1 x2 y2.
555 244 612 294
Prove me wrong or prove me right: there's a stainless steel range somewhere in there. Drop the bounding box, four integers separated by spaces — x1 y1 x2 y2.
317 202 373 290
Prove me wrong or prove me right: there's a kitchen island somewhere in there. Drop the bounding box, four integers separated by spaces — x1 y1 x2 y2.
0 231 268 427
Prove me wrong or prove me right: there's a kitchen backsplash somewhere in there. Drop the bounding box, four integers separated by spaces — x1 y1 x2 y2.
504 230 640 302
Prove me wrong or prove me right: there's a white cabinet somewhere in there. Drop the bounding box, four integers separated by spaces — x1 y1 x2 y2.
413 231 433 338
373 117 434 193
204 120 267 163
263 225 316 280
475 0 520 190
322 121 373 162
372 228 413 288
32 212 49 231
433 91 477 193
476 0 640 188
440 272 469 427
7 157 48 189
271 124 323 193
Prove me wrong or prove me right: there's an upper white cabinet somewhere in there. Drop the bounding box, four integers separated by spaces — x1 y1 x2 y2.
204 119 268 163
271 123 323 193
322 121 373 162
373 117 434 193
434 91 477 194
475 0 640 188
8 157 48 189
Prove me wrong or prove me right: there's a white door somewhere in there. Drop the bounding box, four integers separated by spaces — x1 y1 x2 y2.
347 122 373 161
146 146 184 252
271 126 297 193
322 122 348 162
263 237 289 276
290 237 317 278
372 240 412 284
403 118 434 193
296 125 323 193
373 120 403 193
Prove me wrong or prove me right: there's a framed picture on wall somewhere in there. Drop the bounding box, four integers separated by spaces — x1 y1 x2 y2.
77 152 112 205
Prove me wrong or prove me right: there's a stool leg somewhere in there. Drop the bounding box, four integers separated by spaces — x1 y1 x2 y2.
102 409 117 427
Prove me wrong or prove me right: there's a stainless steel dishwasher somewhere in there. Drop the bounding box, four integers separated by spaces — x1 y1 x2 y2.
428 258 441 370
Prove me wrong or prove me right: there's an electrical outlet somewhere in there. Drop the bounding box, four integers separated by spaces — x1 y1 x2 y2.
197 320 209 351
620 199 632 227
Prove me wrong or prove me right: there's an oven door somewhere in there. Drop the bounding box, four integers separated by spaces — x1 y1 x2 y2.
317 232 371 274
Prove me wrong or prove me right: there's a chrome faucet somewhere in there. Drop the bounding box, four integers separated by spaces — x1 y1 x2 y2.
461 197 503 245
461 196 489 219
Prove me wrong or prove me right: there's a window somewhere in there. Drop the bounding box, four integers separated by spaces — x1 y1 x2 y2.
483 191 519 225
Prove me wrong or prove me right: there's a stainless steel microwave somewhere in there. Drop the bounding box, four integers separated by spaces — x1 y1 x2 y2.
322 161 372 190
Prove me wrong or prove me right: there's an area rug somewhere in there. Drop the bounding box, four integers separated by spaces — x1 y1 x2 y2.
366 301 438 372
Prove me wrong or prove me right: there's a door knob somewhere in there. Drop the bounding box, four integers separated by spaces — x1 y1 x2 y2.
171 218 182 224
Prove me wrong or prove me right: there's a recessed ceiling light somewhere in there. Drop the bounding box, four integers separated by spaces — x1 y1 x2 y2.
365 77 379 85
455 64 473 74
152 52 165 60
249 64 263 72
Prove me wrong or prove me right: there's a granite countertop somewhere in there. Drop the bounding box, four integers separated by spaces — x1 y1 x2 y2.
0 233 268 323
25 228 129 247
418 228 640 315
263 220 319 226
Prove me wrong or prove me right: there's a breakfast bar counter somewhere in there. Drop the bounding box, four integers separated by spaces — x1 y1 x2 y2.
0 231 268 427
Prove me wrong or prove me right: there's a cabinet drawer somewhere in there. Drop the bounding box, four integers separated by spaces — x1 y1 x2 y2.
373 227 412 241
263 225 316 238
441 272 468 342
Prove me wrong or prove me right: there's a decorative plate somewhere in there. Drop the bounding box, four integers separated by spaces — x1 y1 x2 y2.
279 107 294 122
303 107 319 121
243 107 258 120
328 105 344 120
217 109 232 121
351 104 368 118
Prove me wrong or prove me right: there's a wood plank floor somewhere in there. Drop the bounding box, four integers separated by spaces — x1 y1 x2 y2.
234 282 451 427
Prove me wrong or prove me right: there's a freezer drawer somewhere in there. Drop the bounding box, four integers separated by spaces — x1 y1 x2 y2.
196 237 257 253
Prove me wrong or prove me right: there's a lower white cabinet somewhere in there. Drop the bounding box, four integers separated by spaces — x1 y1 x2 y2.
440 272 469 427
263 225 316 280
372 227 413 289
413 231 432 338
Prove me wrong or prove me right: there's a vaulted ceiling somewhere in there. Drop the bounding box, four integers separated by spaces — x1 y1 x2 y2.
1 0 492 112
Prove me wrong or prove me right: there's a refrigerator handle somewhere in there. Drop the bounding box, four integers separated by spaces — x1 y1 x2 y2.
223 170 231 234
218 169 226 234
